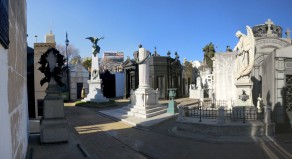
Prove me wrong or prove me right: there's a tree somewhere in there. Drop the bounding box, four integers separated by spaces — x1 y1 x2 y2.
56 44 80 65
203 42 216 68
82 58 91 70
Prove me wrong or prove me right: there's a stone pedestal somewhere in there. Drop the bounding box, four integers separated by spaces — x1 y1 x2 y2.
82 79 108 102
167 88 178 114
125 87 166 118
235 77 253 106
167 100 177 114
40 82 69 143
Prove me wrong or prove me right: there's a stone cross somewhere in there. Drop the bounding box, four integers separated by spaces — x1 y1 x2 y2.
46 51 56 73
265 19 274 35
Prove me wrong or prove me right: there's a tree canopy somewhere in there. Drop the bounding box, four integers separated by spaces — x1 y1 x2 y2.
82 58 91 71
203 42 216 68
56 44 80 65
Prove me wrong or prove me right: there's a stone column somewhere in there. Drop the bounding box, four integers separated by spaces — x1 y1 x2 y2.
138 48 150 88
90 53 100 81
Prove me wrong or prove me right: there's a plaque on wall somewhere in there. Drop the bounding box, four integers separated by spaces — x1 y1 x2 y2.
0 0 9 49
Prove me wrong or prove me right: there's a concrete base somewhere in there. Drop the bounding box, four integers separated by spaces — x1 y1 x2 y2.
40 119 69 143
176 117 275 136
99 108 177 129
127 87 166 118
82 80 108 103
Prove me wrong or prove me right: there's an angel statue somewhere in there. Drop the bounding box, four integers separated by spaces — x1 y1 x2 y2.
233 26 255 80
86 36 104 57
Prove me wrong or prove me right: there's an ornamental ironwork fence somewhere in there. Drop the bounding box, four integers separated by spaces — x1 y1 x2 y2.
182 104 258 123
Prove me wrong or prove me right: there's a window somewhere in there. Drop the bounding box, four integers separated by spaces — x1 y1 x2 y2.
0 0 9 49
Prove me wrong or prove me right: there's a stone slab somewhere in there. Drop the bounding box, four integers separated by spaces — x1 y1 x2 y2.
40 119 69 143
99 108 177 129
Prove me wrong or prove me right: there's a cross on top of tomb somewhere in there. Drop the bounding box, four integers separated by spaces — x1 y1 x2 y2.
265 19 274 35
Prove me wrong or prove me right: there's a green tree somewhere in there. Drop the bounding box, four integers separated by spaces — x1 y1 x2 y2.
82 58 92 70
203 42 216 68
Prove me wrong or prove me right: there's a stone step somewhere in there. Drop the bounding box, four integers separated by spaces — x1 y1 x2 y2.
134 109 167 118
133 106 167 114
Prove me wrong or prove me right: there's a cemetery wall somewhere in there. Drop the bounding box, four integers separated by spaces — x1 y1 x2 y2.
0 0 28 158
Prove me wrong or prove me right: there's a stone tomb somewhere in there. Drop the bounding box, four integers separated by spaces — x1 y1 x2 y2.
212 52 237 107
124 46 167 118
40 48 68 143
69 63 89 101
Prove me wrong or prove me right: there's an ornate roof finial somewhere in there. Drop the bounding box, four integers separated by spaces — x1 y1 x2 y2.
265 19 274 36
167 51 171 57
154 47 157 56
138 44 142 48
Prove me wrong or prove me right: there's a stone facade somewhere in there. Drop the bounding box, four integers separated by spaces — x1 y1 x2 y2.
251 19 292 129
123 51 183 99
252 19 292 105
262 46 292 127
69 64 89 101
0 0 28 158
122 58 138 99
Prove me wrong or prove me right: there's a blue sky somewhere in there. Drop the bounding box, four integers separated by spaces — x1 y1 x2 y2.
27 0 292 62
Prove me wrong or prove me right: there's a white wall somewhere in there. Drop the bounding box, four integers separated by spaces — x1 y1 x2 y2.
0 46 12 159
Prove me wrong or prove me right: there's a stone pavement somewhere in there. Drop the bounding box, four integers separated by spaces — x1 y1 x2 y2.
28 102 292 159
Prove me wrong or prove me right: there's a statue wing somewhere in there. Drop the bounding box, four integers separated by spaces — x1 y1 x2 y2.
86 37 94 43
240 26 255 77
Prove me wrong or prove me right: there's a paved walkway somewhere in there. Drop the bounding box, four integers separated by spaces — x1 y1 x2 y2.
28 104 292 159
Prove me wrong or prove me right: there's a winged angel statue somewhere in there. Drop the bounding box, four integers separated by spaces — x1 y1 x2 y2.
233 26 255 80
86 36 104 57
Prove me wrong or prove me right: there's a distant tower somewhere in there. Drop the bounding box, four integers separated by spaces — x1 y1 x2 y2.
45 30 56 44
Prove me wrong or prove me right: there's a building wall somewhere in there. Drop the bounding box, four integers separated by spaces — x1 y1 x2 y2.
0 0 28 158
262 51 275 120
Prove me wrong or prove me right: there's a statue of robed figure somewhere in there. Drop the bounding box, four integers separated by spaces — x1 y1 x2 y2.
233 26 255 80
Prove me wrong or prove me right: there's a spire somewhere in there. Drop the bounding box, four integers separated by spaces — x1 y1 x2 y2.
45 30 55 43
